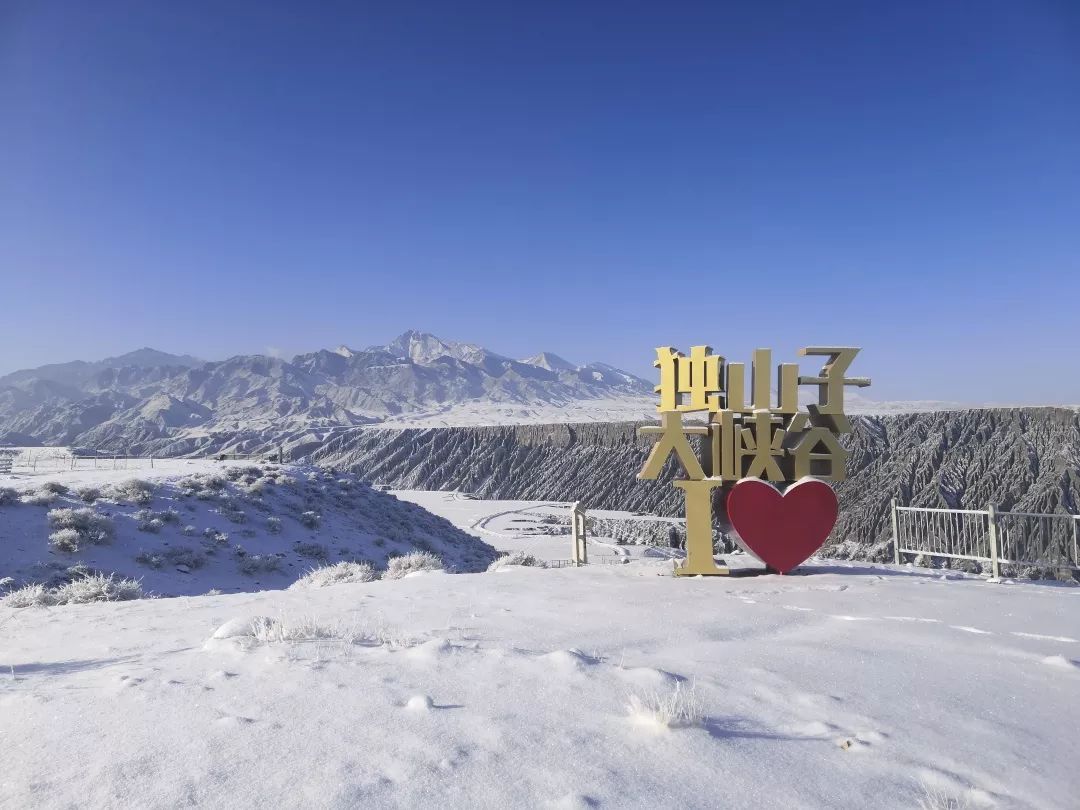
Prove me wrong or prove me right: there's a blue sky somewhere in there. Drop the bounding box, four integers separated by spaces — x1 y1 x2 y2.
1 1 1077 402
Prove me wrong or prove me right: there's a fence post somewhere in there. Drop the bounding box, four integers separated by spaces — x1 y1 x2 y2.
891 498 901 565
150 456 154 469
570 502 588 566
987 503 1001 579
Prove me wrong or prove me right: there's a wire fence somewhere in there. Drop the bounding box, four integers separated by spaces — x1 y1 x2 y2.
1 449 275 473
891 499 1079 577
545 556 628 569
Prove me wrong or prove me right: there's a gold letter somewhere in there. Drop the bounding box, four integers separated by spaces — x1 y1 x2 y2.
790 427 849 482
638 412 708 480
797 347 871 433
736 410 786 482
673 479 727 576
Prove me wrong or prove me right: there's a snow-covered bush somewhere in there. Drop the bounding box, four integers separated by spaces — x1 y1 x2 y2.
237 554 282 576
299 510 320 529
203 528 229 546
2 583 52 608
290 561 376 589
76 486 102 503
47 508 114 551
246 615 348 643
488 551 547 571
135 510 164 533
266 516 282 534
182 524 196 536
135 550 165 568
179 473 227 500
626 682 703 730
41 481 69 495
108 478 155 505
295 542 328 559
165 546 206 569
226 465 263 483
2 574 143 607
49 528 82 553
222 505 247 524
136 546 206 569
54 573 144 604
384 551 444 580
0 487 17 506
20 488 58 506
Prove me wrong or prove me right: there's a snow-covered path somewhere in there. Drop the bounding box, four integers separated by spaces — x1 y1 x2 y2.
2 561 1077 808
393 490 680 563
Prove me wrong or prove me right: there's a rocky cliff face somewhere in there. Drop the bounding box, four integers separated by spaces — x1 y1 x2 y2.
308 408 1080 561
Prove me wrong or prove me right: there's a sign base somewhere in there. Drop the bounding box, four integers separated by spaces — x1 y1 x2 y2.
674 558 731 577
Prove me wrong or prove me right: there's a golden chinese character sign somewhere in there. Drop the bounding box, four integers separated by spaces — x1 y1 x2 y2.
638 346 869 575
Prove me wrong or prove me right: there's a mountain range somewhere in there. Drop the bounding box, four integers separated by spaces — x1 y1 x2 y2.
0 331 655 454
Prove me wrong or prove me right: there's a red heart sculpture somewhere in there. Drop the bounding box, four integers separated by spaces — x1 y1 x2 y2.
726 477 838 574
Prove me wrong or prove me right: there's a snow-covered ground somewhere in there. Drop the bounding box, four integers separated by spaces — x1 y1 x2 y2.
2 481 1078 808
2 559 1078 808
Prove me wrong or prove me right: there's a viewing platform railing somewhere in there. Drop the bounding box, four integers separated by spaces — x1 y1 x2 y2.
891 499 1079 578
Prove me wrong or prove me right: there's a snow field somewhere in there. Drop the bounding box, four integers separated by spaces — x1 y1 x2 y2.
2 560 1078 808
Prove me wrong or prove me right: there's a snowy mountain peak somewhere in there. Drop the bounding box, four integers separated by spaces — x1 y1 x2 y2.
101 348 203 369
521 352 577 373
334 345 356 358
383 330 504 366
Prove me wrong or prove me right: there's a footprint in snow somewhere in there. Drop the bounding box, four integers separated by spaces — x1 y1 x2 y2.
543 794 599 810
542 649 602 673
216 714 256 726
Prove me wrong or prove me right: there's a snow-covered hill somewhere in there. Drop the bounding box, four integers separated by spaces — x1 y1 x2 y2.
2 557 1077 808
0 461 497 597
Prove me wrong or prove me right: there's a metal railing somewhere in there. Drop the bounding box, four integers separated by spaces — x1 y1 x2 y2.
891 498 1079 578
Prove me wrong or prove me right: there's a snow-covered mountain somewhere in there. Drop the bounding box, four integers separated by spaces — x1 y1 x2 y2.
0 332 654 453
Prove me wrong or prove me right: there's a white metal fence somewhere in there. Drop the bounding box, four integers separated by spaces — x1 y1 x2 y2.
891 498 1080 578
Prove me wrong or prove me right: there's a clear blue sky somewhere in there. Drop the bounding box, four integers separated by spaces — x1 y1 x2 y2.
1 1 1077 403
